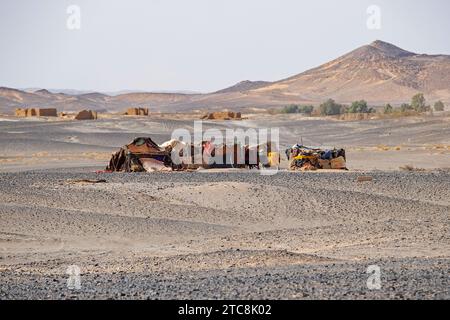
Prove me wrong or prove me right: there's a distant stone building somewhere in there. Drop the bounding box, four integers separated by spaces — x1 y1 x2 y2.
75 110 98 120
15 108 28 117
37 108 57 116
15 108 57 117
124 107 149 116
201 111 241 120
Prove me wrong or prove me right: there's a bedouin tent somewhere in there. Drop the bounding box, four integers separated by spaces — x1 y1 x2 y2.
286 144 347 171
106 137 172 172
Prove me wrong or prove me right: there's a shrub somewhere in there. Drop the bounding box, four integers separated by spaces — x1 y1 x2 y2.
319 99 343 116
400 164 426 172
411 93 426 112
434 101 445 112
280 104 299 114
384 104 393 114
400 103 413 112
348 100 369 113
299 105 314 114
281 104 314 115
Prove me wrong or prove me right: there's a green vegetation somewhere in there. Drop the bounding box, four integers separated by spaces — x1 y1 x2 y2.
400 103 413 112
318 99 343 116
434 100 445 112
384 104 393 114
379 94 437 117
280 104 314 115
301 105 314 114
348 100 369 113
411 93 427 112
280 104 299 114
289 94 441 118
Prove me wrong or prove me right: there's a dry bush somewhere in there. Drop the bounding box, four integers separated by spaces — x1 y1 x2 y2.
375 110 421 119
376 145 391 151
400 165 426 172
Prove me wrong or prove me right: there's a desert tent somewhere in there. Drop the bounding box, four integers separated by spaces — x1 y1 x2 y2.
286 145 347 171
106 137 172 172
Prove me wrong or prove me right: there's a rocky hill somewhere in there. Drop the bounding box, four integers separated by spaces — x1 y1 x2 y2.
1 40 449 114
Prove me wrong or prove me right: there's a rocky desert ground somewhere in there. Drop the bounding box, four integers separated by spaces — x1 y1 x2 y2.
0 113 449 299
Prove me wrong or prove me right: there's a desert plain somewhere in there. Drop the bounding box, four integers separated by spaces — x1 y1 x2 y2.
0 112 449 299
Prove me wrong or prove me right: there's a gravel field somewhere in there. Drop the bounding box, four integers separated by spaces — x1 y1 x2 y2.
1 116 449 299
2 258 449 300
1 169 449 299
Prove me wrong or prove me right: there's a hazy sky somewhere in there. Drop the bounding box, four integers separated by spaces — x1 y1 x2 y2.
0 0 449 93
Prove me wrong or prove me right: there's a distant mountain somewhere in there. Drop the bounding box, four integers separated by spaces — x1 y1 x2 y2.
213 80 271 94
22 88 96 95
251 40 450 105
1 40 449 114
34 89 53 95
104 89 201 96
0 87 52 112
